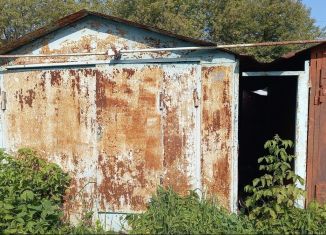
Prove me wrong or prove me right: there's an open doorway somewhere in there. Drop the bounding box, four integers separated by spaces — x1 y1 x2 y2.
238 76 298 205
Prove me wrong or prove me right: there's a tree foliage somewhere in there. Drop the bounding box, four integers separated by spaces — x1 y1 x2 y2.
0 0 325 61
0 0 105 44
206 0 324 61
109 0 206 39
109 0 324 61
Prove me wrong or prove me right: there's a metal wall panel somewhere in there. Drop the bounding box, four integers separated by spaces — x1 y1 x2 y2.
3 68 98 221
1 62 203 220
95 63 200 212
201 65 233 209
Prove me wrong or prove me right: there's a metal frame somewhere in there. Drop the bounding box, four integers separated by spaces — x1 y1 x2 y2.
1 39 326 58
2 58 203 70
0 70 4 149
241 62 310 208
231 60 240 212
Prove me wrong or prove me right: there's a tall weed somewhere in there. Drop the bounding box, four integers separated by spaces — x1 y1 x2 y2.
126 187 253 234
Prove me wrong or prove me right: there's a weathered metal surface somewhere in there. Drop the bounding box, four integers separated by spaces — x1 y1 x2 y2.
1 63 203 217
95 63 200 212
95 65 163 212
201 65 233 209
307 44 326 204
160 64 200 194
3 68 98 221
0 13 238 228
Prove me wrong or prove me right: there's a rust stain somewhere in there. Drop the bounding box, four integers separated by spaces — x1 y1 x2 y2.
144 36 161 47
210 154 230 206
23 89 36 107
90 20 102 29
50 70 62 86
201 65 232 209
163 107 182 167
3 49 235 218
96 66 162 211
122 68 135 79
7 21 181 67
121 84 133 94
160 66 198 195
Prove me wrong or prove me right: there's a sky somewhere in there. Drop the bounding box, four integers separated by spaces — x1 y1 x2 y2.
302 0 326 29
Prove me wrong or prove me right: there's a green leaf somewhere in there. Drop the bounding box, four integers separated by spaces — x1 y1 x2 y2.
20 190 34 201
253 178 260 187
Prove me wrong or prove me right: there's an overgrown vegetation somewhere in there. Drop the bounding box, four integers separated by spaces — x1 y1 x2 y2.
0 148 70 233
2 136 326 234
243 135 326 234
0 148 111 234
244 135 305 220
126 188 254 234
127 135 326 234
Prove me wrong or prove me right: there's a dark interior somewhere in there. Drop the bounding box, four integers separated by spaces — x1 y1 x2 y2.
238 76 297 205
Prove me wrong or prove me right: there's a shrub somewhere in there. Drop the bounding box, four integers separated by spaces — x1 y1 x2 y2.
244 135 326 234
0 148 70 234
126 187 254 234
56 220 113 235
244 135 305 221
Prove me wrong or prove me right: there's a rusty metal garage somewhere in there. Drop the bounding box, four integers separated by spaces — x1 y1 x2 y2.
0 10 240 229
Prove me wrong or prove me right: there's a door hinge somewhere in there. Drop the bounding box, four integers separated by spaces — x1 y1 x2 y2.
193 89 199 108
1 91 6 110
159 92 164 111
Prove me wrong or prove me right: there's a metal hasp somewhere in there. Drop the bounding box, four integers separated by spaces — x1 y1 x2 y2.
314 67 326 104
159 92 164 110
1 91 6 110
193 89 199 108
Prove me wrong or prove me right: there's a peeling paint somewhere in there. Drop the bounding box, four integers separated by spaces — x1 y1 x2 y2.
95 65 163 212
201 65 233 209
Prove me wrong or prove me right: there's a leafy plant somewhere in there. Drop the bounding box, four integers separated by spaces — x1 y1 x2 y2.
244 135 305 223
126 187 254 234
0 148 70 234
56 219 115 235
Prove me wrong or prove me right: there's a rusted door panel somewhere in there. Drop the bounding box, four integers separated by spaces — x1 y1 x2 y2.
95 64 163 212
160 64 200 195
308 45 326 204
3 68 98 220
201 65 233 209
95 63 200 212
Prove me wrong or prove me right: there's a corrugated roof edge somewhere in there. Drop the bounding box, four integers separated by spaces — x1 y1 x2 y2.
0 9 237 56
